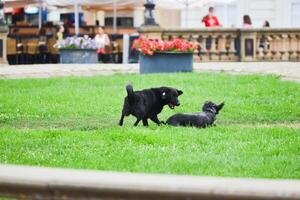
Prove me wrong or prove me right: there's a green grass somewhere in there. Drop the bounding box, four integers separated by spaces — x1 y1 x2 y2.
0 73 299 179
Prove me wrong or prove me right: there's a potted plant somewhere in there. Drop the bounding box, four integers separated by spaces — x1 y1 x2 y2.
54 36 98 64
132 37 196 74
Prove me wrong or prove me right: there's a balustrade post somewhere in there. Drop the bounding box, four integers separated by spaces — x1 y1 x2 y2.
272 35 281 61
262 35 272 60
297 34 300 61
200 35 210 61
192 35 200 62
0 26 8 64
210 34 219 61
280 34 289 61
289 33 298 61
228 35 237 61
0 25 9 64
218 34 228 61
240 30 257 62
256 34 263 60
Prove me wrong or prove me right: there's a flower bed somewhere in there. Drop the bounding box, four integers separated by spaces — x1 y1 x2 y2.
132 37 196 73
54 36 98 50
132 37 196 55
54 36 98 64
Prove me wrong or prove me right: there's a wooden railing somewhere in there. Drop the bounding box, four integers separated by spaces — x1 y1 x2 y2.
1 165 300 200
139 27 300 62
9 25 137 37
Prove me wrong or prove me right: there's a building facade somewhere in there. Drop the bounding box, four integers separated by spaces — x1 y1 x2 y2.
179 0 300 28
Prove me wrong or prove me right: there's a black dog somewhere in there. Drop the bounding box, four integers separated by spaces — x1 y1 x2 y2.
119 84 183 126
166 101 224 128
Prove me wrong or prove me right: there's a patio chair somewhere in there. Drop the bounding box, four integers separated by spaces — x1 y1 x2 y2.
26 38 39 64
6 38 17 65
36 41 49 64
16 40 25 65
48 37 59 63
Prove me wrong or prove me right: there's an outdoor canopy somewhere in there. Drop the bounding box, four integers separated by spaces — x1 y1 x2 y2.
3 0 236 34
3 0 144 33
4 0 236 9
45 0 142 7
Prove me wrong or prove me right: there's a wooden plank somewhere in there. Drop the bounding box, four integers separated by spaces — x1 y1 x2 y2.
0 165 300 200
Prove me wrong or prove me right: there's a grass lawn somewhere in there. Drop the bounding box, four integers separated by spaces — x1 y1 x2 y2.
0 72 299 179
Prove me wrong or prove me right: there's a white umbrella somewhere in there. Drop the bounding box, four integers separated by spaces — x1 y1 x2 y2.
43 0 143 35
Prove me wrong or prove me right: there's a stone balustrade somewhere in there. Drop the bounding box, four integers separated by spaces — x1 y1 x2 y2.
139 27 300 62
255 29 300 62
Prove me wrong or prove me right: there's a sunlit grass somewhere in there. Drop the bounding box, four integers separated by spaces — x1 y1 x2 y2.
0 72 299 179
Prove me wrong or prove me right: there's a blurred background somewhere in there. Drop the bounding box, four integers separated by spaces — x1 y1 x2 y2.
0 0 299 65
2 0 299 29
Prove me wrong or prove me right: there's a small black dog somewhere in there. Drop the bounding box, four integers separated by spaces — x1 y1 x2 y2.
119 84 183 126
166 101 224 128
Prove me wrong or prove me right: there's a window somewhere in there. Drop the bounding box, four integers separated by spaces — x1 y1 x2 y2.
227 4 238 27
60 13 84 26
214 2 238 27
291 1 300 27
105 17 133 28
25 14 38 26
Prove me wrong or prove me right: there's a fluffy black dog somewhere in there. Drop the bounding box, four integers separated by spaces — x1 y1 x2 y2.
166 101 224 128
119 84 183 126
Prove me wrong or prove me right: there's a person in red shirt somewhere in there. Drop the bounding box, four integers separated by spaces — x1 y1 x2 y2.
202 6 221 27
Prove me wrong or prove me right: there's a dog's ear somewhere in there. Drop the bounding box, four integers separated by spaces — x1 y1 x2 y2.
177 89 183 96
161 92 167 99
216 102 225 111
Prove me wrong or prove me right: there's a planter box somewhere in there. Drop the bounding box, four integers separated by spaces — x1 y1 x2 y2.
139 52 193 74
59 49 98 64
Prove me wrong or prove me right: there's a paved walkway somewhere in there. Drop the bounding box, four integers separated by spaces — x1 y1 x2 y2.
0 62 299 82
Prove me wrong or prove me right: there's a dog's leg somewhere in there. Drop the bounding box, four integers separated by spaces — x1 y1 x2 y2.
142 118 149 126
119 114 125 126
150 116 162 126
134 119 141 126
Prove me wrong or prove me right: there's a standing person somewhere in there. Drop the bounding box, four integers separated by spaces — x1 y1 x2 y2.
202 6 221 51
56 25 64 41
94 26 110 63
243 15 252 28
202 6 221 27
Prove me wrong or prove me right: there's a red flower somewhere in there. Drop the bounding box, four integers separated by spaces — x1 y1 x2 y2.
97 48 106 54
132 37 196 56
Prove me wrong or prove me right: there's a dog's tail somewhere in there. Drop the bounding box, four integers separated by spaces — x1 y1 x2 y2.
126 84 135 105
